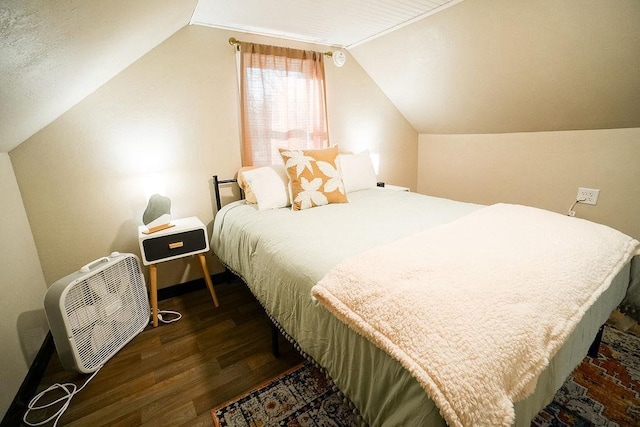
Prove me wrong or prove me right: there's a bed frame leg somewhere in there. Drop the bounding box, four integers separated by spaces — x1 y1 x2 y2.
588 325 604 358
271 323 280 358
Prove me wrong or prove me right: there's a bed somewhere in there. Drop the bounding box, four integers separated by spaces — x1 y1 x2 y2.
211 182 639 426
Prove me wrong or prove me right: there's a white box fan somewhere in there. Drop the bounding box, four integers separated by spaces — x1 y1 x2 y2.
44 252 150 373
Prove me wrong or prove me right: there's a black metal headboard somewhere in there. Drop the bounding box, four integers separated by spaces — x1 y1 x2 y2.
213 175 241 211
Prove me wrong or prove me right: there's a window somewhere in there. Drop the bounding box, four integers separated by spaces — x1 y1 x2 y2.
238 42 329 166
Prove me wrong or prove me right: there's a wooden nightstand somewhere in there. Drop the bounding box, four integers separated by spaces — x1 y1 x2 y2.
138 216 219 327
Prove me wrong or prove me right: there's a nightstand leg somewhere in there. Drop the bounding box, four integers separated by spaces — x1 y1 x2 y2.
198 253 219 307
149 263 159 327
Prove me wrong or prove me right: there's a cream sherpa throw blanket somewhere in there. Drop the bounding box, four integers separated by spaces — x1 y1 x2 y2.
312 204 639 427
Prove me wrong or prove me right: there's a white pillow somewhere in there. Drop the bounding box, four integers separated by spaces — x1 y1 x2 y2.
339 150 377 193
241 165 291 210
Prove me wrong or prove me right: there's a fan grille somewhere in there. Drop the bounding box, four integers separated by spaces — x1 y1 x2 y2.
63 256 148 371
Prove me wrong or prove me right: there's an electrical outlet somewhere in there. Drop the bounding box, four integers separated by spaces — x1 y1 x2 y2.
577 187 599 205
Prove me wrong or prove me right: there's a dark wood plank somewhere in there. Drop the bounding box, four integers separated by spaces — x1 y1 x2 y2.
21 279 304 426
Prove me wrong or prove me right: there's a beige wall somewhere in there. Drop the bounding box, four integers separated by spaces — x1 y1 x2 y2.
324 51 417 189
9 25 417 289
0 154 49 418
417 129 640 239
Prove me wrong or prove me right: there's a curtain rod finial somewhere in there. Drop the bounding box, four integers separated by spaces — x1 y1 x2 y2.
229 37 239 46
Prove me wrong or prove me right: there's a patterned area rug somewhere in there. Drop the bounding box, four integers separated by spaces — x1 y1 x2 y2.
532 323 640 426
212 363 359 427
213 324 639 427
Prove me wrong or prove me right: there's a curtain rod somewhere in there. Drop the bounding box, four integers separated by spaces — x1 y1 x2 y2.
228 37 335 58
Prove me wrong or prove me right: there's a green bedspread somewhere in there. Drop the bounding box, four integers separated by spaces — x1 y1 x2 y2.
212 188 632 426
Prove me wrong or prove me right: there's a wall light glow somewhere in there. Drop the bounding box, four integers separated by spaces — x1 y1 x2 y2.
111 122 176 175
141 173 167 201
370 152 380 176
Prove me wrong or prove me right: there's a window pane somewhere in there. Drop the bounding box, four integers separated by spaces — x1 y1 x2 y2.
240 44 328 166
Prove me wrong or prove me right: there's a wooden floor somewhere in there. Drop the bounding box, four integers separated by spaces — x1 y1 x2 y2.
23 279 304 427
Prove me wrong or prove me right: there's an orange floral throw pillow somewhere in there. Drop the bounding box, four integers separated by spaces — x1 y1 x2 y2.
279 146 348 211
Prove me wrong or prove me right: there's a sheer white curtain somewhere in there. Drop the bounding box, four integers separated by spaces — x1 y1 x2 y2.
238 42 329 166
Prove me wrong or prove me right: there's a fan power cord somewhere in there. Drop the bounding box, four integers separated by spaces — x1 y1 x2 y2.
23 365 103 427
156 310 182 324
567 198 587 217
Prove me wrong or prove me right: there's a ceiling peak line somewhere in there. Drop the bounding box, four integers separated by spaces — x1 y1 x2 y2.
191 21 342 48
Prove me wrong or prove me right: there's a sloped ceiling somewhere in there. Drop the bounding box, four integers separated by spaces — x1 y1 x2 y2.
350 0 640 134
0 0 197 153
1 0 639 153
0 0 460 153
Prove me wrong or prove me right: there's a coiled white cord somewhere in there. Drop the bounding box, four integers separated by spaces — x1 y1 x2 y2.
24 309 181 426
23 365 102 427
156 310 182 324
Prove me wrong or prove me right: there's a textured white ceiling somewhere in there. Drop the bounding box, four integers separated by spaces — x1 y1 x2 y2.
190 0 461 48
0 0 197 153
